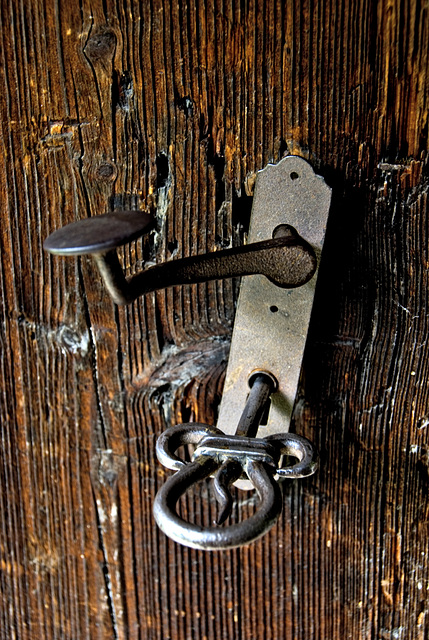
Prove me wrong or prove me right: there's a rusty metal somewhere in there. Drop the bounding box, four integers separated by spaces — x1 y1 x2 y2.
44 211 316 305
153 373 317 550
217 156 332 469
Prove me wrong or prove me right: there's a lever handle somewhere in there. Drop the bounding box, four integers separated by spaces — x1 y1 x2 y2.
44 210 316 305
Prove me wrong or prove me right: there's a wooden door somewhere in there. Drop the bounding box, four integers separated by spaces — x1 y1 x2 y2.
0 1 428 638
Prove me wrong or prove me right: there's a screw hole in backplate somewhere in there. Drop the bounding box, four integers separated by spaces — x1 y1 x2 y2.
290 171 299 180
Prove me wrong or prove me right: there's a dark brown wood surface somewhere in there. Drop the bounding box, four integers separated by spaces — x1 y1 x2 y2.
0 0 428 638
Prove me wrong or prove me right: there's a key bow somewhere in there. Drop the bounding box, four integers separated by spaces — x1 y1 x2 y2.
153 398 317 551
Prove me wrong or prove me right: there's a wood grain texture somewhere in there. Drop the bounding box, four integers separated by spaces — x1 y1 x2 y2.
0 0 428 638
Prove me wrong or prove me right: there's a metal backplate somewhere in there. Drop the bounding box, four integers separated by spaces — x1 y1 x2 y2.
217 156 332 460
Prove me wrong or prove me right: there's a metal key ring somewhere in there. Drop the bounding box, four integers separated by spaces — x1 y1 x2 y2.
153 380 318 549
153 458 282 550
265 433 318 478
156 422 223 471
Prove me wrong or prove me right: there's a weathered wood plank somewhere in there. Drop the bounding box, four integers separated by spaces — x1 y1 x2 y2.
0 0 428 638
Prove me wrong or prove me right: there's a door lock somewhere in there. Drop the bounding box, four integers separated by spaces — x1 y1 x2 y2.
44 155 332 550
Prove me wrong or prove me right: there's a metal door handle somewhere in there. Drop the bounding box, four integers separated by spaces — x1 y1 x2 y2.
44 211 316 305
